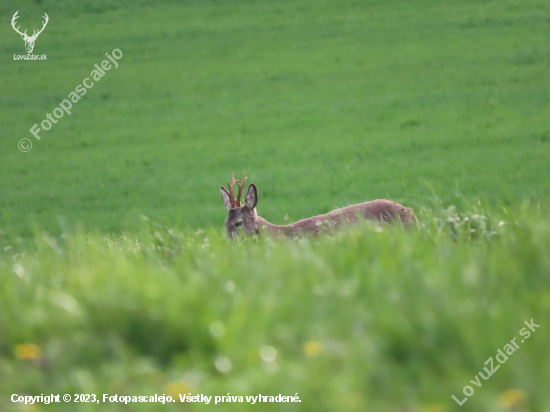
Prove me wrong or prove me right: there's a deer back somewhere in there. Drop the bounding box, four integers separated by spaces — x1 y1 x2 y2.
262 199 416 237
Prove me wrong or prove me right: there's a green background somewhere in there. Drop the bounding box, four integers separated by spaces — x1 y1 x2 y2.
1 0 549 236
1 1 549 411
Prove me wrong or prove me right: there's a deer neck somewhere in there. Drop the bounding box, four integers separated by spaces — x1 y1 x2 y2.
256 216 295 238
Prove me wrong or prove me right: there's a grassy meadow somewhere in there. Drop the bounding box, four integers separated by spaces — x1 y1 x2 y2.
1 0 550 410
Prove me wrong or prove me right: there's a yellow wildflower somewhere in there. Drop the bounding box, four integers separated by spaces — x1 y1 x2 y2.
500 389 526 408
423 403 446 412
303 340 323 357
165 381 191 400
14 343 41 360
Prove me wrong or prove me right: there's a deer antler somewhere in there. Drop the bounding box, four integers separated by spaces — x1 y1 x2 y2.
225 172 240 209
29 13 48 40
11 11 26 37
11 11 48 40
236 171 247 207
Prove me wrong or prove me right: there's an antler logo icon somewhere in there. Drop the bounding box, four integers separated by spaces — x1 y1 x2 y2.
11 11 49 54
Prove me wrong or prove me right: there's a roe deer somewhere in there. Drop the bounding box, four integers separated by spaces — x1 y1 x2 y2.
220 172 416 239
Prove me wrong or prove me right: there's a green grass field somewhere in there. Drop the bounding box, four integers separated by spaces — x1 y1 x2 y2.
1 0 550 410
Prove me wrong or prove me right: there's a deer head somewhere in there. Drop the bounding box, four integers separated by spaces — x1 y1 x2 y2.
12 11 49 54
220 172 259 239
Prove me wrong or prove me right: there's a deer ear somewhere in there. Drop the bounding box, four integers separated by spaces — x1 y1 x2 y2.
220 186 232 210
245 184 258 209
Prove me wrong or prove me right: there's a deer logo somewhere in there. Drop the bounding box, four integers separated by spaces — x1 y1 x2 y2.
11 11 49 54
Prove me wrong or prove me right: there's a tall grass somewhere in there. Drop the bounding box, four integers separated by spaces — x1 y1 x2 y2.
1 201 548 411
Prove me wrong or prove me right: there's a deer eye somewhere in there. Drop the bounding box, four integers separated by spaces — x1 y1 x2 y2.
234 221 243 227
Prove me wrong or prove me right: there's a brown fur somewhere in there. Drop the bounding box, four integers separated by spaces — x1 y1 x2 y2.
221 176 416 239
256 199 416 238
